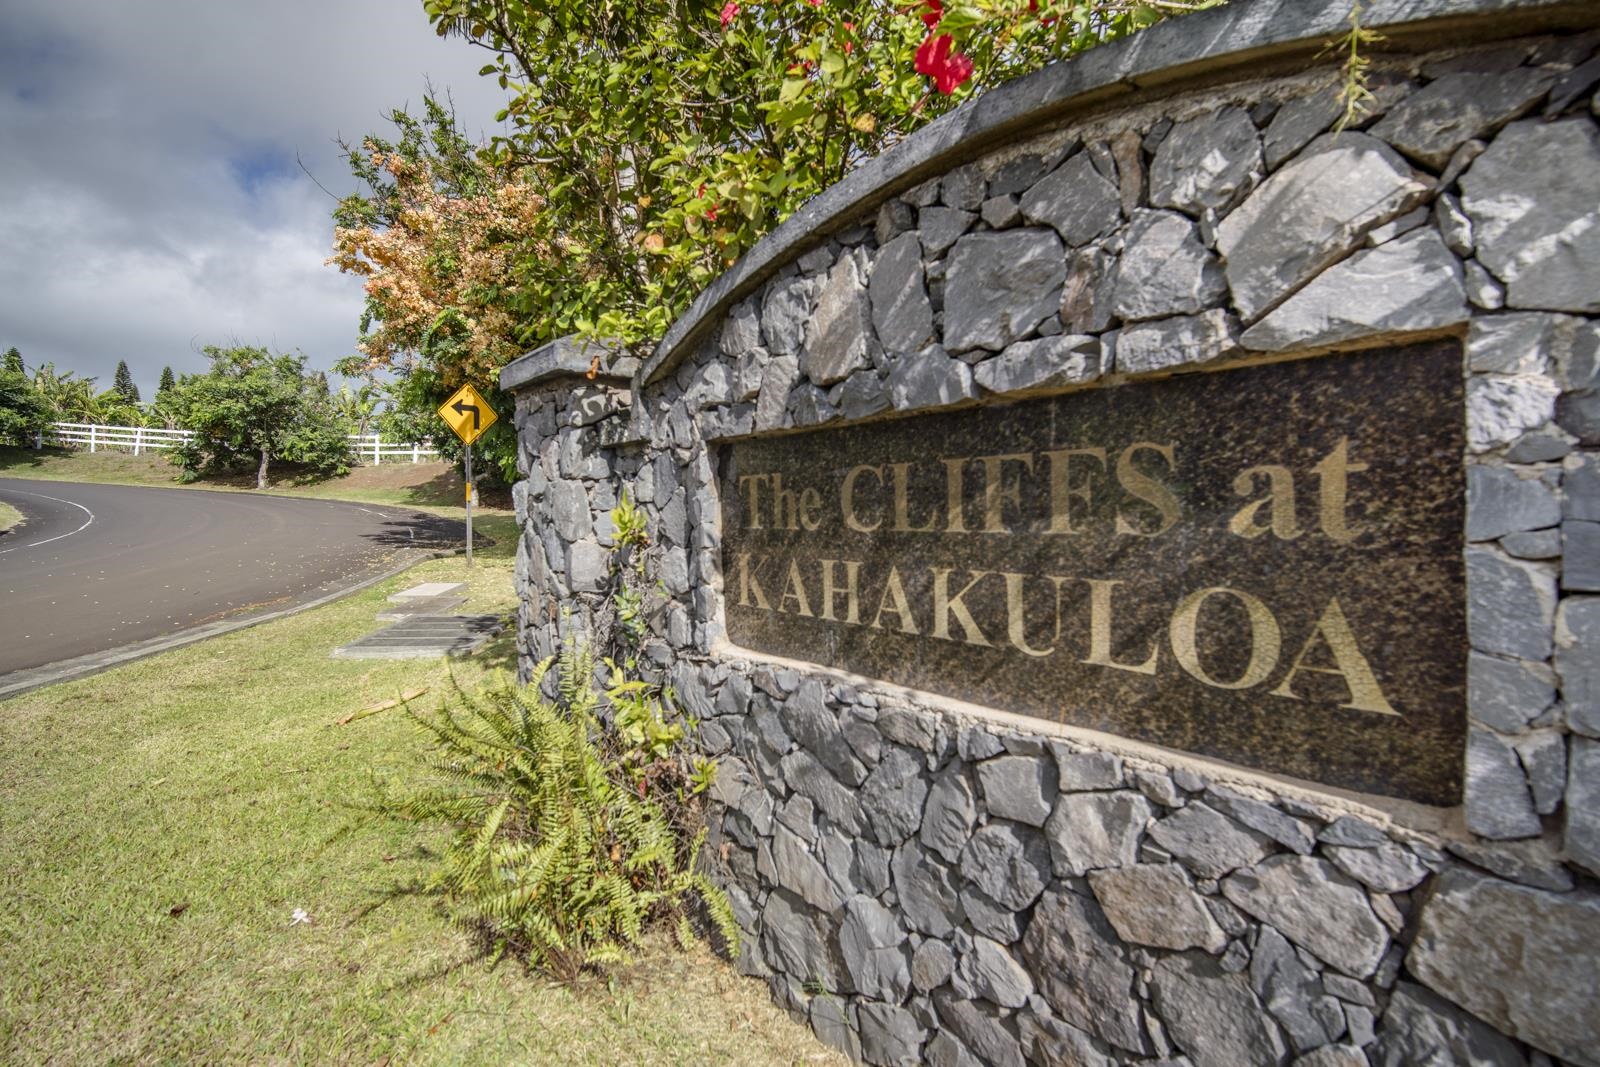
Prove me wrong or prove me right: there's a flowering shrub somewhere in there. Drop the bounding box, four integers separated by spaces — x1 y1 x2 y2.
331 2 1200 453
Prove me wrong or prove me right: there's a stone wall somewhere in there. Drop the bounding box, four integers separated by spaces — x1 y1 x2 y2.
504 3 1600 1064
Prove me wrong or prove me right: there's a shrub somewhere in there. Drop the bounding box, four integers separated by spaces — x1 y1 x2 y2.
369 646 733 979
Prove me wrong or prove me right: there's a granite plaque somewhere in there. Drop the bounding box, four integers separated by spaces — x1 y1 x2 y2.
719 342 1466 804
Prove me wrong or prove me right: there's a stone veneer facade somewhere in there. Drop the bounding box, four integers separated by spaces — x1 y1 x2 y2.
502 2 1600 1064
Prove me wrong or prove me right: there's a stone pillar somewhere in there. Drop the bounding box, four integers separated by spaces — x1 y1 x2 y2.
501 336 640 681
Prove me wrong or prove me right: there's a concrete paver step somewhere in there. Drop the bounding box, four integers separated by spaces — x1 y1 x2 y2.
376 594 468 620
331 614 504 660
387 582 467 602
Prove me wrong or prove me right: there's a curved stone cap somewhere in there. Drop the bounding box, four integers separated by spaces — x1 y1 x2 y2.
639 0 1597 387
501 335 635 393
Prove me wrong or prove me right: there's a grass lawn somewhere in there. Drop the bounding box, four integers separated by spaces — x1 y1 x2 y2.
0 528 837 1064
0 501 21 534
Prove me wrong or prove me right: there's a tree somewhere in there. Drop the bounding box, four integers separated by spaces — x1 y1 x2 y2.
157 366 176 396
168 345 350 488
3 347 22 375
113 360 141 405
0 362 51 446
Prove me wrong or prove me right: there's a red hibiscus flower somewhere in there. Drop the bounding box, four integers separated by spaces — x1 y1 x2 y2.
921 0 943 28
720 0 739 27
914 31 973 94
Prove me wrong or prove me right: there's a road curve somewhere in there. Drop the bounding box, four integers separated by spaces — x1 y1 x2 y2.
0 479 464 681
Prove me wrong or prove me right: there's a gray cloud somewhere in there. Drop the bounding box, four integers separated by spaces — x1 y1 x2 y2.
0 0 510 398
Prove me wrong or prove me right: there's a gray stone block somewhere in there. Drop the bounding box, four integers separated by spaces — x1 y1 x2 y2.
858 1001 928 1066
972 334 1103 396
1466 548 1556 660
1149 106 1262 217
1466 373 1559 452
1370 981 1525 1067
1216 132 1428 321
1020 152 1122 248
1046 790 1152 877
1468 650 1556 732
979 194 1021 229
861 747 929 847
1053 746 1124 790
911 937 956 992
960 822 1050 911
1558 597 1600 736
1152 952 1288 1067
1567 454 1600 521
944 229 1066 352
1445 838 1575 892
1250 925 1348 1053
887 347 977 411
1371 67 1554 168
976 754 1056 827
920 770 978 864
1461 118 1600 312
1568 736 1600 874
836 369 889 422
1221 855 1390 977
1466 465 1561 540
919 206 977 256
1110 210 1227 322
1116 309 1242 374
1465 727 1542 840
1565 520 1600 590
1240 228 1467 352
892 843 964 938
801 255 872 386
869 232 934 354
1515 730 1566 815
1021 889 1145 1053
1263 88 1342 170
1203 786 1315 854
1148 801 1272 880
1435 193 1475 256
1087 863 1226 952
1408 868 1600 1065
840 894 912 1003
956 936 1033 1008
1322 842 1428 893
1466 311 1567 374
761 273 815 357
771 824 841 912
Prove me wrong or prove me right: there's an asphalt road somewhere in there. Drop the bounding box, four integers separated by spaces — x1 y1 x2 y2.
0 479 465 679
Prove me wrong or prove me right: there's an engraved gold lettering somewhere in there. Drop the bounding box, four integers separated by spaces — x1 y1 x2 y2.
943 458 969 533
1115 442 1181 537
980 453 1034 534
819 559 862 625
770 473 804 531
1044 448 1106 535
800 487 823 532
738 474 767 530
1170 586 1282 689
1002 572 1055 657
891 462 939 533
870 565 919 633
1313 437 1368 543
1228 465 1302 541
1270 597 1398 715
737 553 770 610
1082 578 1158 674
778 558 814 617
932 568 992 646
841 464 884 533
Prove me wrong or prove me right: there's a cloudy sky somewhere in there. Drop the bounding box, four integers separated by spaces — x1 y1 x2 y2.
0 0 511 399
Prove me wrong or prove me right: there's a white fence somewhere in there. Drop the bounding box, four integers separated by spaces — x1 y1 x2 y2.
37 423 441 464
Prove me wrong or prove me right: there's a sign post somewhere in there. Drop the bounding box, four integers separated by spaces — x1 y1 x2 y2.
436 383 499 567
